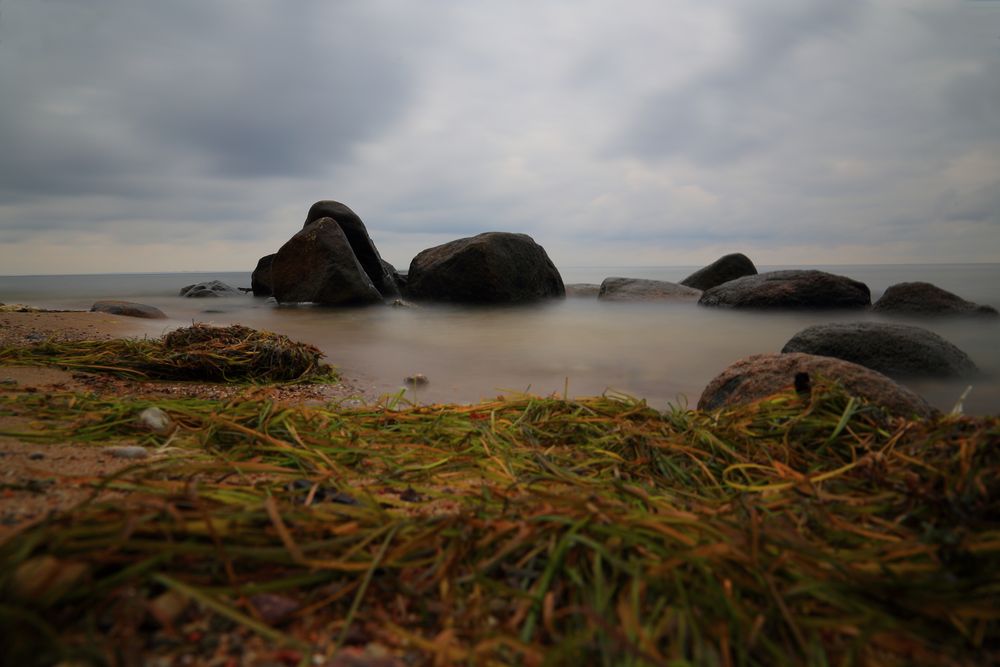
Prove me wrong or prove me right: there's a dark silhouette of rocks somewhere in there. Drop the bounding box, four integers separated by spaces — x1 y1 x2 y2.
271 218 384 306
251 254 276 297
680 253 757 291
405 232 565 304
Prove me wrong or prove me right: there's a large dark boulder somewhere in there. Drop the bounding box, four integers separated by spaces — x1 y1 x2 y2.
90 300 167 319
873 282 998 317
251 254 276 297
598 277 701 302
405 232 565 304
179 281 242 298
698 270 870 309
781 322 978 379
302 200 399 299
697 352 935 418
680 253 757 291
271 218 383 306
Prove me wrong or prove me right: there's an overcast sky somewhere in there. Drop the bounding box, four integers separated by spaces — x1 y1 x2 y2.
1 0 998 275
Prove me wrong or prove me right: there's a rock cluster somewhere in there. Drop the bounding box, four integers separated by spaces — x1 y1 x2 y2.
251 201 564 306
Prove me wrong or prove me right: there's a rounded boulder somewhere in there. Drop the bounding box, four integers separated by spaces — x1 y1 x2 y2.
697 352 935 418
698 270 871 309
873 282 998 317
781 322 978 379
405 232 565 304
90 300 167 319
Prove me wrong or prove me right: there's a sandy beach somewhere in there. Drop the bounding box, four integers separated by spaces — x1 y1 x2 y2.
0 311 375 530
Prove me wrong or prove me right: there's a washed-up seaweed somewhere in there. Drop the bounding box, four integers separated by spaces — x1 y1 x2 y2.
0 382 997 666
0 323 336 383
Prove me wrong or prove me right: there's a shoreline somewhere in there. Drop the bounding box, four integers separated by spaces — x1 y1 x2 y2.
0 310 997 664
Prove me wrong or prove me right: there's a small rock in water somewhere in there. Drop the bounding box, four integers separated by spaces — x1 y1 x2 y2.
107 446 150 460
137 406 174 434
404 373 429 387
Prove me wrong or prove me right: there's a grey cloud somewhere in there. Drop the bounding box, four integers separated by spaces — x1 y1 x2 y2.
615 0 865 163
0 1 419 203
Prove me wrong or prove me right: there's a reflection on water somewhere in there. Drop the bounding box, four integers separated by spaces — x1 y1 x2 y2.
1 266 998 414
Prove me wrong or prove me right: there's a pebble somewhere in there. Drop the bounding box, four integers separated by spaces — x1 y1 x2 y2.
107 446 150 460
137 406 174 434
28 452 45 460
404 373 429 387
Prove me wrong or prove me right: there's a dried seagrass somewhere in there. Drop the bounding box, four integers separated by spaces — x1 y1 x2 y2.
0 323 335 383
0 382 997 665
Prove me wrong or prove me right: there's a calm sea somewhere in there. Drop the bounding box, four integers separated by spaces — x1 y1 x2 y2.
2 264 998 415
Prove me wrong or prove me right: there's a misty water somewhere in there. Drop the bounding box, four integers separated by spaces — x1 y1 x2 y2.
2 264 999 415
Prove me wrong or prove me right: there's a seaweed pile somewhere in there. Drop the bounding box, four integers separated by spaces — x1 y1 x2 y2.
0 383 997 665
0 324 336 383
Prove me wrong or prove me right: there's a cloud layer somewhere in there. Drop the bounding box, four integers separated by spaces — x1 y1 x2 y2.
1 0 998 273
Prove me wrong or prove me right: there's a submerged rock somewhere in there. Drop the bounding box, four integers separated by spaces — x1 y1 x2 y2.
179 281 242 298
90 300 167 319
699 270 871 309
781 322 979 379
873 282 998 317
698 352 935 418
598 278 701 302
565 283 601 298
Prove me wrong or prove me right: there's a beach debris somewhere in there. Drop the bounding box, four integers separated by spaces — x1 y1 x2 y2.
106 445 150 460
137 406 173 434
403 373 428 387
0 323 337 384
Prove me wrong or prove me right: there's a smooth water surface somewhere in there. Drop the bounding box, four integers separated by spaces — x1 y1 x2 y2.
2 265 998 414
